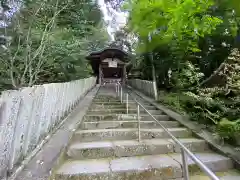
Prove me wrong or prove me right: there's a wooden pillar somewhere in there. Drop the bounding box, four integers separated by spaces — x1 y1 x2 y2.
98 64 102 84
122 64 126 85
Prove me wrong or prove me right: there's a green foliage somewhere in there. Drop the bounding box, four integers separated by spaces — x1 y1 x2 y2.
124 0 223 54
0 0 109 90
158 91 187 114
217 118 240 144
182 91 224 124
158 86 240 145
126 0 240 91
110 28 133 53
171 62 204 89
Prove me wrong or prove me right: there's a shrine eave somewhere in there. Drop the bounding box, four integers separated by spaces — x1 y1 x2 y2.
86 47 129 61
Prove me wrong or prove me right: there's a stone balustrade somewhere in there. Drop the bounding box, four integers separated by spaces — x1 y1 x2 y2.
0 77 96 178
127 79 158 100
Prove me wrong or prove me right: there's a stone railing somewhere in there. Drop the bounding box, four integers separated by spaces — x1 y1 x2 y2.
127 79 158 100
0 77 96 179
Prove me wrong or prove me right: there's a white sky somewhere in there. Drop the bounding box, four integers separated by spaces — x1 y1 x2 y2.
0 1 21 27
97 0 127 40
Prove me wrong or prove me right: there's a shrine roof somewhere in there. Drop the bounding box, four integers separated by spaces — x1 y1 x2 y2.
86 47 129 61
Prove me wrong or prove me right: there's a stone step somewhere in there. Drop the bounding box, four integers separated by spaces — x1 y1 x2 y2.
94 97 119 100
83 114 169 121
89 105 158 110
169 152 233 172
87 109 163 115
67 138 208 159
87 109 128 114
184 169 240 180
55 153 233 179
93 101 152 106
93 99 121 103
127 105 158 110
72 128 191 142
81 120 179 129
132 109 163 115
90 104 126 109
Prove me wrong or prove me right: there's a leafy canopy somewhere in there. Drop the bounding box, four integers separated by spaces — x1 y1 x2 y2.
124 0 223 53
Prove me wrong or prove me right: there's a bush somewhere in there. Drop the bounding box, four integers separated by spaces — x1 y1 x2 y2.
217 118 240 145
171 62 204 90
181 92 225 124
158 90 240 145
158 91 188 114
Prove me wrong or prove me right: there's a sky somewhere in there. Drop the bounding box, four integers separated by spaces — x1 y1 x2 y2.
0 0 21 28
97 0 127 40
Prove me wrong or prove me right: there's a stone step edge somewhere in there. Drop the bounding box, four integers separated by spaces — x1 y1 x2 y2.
68 138 207 150
90 105 154 107
84 114 168 117
92 101 152 104
80 121 179 129
66 138 208 160
74 127 189 134
82 120 176 124
55 153 233 177
83 115 170 121
87 109 159 111
184 169 240 179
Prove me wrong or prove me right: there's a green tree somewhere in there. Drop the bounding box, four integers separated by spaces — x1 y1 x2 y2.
0 0 109 90
124 0 223 54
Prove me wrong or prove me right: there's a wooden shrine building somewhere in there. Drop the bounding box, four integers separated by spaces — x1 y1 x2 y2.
86 48 130 85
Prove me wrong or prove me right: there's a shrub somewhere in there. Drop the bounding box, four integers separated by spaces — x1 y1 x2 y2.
216 118 240 145
159 90 240 145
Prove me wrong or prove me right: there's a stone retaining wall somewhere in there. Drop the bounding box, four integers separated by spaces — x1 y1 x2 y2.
0 77 96 178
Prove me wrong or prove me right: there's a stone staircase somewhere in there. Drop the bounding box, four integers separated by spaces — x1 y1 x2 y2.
51 86 240 180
